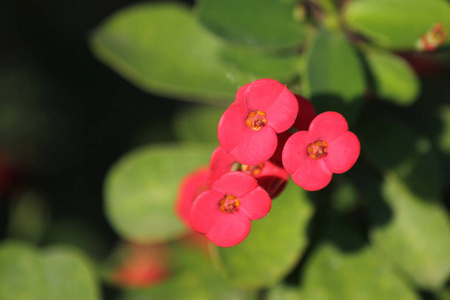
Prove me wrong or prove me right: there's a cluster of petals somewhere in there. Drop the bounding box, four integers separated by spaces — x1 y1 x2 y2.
282 111 360 191
218 78 298 165
208 145 289 198
176 79 361 248
189 172 271 247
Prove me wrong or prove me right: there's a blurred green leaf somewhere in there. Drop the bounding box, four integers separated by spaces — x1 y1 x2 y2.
267 283 301 300
42 247 100 300
436 105 450 154
364 47 420 105
119 243 254 300
90 3 283 104
298 220 420 300
0 241 100 300
344 0 450 49
197 0 306 49
305 28 365 122
213 181 313 289
358 108 443 199
104 143 214 243
221 45 301 83
369 173 450 290
0 241 48 300
438 287 450 300
7 190 50 243
330 176 358 213
172 105 223 143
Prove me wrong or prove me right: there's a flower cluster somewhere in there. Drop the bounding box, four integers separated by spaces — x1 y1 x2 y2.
176 79 360 247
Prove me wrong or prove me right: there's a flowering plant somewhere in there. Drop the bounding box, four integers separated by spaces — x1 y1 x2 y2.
1 0 450 299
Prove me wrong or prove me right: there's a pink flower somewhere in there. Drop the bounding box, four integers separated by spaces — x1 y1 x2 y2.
208 145 289 198
190 172 271 247
175 167 209 228
282 111 360 191
218 79 298 165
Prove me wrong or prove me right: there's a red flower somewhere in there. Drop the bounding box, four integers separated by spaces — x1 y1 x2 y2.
175 167 209 228
190 172 271 247
111 243 169 288
417 22 447 52
218 79 298 165
282 111 360 191
208 145 289 198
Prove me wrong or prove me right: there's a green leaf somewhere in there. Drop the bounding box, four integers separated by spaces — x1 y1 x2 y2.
172 105 224 143
369 173 450 290
213 181 313 289
104 143 214 243
220 45 302 83
344 0 450 49
90 3 279 104
267 283 301 300
364 47 420 105
197 0 306 49
298 220 420 300
0 241 100 300
0 241 48 300
42 247 100 300
119 243 255 300
305 29 365 122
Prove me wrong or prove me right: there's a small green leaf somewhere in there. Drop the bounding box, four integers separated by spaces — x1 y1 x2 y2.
172 105 224 144
364 47 420 105
213 181 313 289
344 0 450 49
369 173 450 290
305 29 365 122
0 241 48 300
298 220 420 300
90 3 256 104
42 247 100 300
104 143 214 243
197 0 306 49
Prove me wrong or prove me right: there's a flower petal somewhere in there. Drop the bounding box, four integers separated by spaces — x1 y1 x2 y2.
229 125 277 165
291 158 333 191
324 131 360 173
281 131 310 174
207 146 235 187
206 212 251 247
239 186 272 220
308 111 348 142
190 189 224 234
212 171 258 198
218 104 250 153
244 79 298 133
235 82 252 105
175 167 209 227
